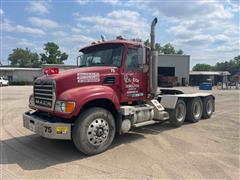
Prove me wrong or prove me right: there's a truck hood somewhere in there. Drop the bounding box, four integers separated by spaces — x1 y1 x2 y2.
37 66 119 97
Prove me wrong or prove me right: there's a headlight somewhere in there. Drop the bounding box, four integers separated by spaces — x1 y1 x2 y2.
55 101 75 113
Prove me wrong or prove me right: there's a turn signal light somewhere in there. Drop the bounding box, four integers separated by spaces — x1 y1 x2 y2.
55 101 75 113
65 101 75 113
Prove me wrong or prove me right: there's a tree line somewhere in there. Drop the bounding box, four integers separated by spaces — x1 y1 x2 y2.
8 42 68 68
192 55 240 76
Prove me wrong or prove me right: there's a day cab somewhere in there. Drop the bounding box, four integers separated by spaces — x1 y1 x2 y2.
23 18 215 155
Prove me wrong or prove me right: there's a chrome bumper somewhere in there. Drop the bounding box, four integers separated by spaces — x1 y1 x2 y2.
23 111 71 140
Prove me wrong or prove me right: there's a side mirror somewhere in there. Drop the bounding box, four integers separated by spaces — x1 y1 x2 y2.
137 47 147 72
77 55 83 66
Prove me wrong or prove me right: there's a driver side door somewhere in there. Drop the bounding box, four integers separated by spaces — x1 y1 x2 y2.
121 46 148 102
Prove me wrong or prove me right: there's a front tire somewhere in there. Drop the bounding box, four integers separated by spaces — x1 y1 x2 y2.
169 99 186 127
186 97 203 123
72 107 116 155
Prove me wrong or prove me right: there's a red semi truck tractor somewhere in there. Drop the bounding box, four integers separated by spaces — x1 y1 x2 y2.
23 18 215 155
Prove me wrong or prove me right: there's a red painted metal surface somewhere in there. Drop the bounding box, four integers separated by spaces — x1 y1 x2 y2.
42 67 59 75
34 40 150 118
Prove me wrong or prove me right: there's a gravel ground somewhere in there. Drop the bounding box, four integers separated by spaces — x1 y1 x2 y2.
0 86 239 179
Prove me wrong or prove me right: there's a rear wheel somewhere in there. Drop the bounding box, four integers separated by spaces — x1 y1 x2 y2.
169 99 186 127
186 97 203 123
72 107 116 155
202 96 214 119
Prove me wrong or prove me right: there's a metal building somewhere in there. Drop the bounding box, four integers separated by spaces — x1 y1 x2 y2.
189 71 231 86
0 65 76 84
158 54 190 86
0 67 42 83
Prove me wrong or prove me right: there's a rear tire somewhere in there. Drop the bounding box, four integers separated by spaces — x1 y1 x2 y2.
72 107 116 155
202 96 214 119
186 97 203 123
169 99 186 127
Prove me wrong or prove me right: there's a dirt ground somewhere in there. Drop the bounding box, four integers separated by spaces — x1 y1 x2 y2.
0 86 239 179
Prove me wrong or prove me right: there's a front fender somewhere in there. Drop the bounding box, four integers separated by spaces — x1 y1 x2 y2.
58 85 120 118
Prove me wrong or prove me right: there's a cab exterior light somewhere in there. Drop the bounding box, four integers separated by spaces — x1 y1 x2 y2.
55 101 75 113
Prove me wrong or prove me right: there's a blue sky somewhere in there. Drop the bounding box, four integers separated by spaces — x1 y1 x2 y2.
1 0 239 68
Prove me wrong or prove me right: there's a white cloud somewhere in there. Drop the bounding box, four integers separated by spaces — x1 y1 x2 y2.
16 39 36 47
28 17 59 29
226 0 240 12
76 0 90 5
145 1 239 59
101 0 119 5
52 33 95 64
52 31 68 37
71 27 81 33
0 8 4 15
71 23 88 33
26 1 50 15
76 0 119 5
77 10 149 39
215 45 239 53
2 19 45 36
59 34 94 44
176 34 215 46
144 1 233 21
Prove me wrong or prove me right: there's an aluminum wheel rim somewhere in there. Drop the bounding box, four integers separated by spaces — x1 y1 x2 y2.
206 100 213 115
193 101 201 118
176 103 186 122
87 118 109 146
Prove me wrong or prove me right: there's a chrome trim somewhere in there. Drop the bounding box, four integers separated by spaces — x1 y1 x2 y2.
35 97 52 102
33 80 56 110
23 111 71 140
34 84 53 88
34 88 53 92
34 92 53 96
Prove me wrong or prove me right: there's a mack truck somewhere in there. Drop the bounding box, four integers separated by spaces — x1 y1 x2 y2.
23 18 215 155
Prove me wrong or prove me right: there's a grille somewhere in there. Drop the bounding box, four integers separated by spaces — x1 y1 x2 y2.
34 80 55 109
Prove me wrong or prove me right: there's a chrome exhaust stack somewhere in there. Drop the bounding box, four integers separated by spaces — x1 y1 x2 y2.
150 17 158 96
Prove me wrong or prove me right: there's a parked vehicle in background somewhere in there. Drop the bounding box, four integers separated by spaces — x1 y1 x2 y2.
23 18 215 155
0 77 9 86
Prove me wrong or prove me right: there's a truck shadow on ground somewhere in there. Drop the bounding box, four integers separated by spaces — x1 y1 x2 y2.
1 121 191 171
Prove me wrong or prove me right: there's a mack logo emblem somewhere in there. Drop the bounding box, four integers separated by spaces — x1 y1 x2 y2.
35 99 52 107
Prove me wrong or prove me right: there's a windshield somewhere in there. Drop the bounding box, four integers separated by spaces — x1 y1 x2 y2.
80 44 123 67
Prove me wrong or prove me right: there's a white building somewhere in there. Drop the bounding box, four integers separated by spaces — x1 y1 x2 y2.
0 67 42 84
158 54 190 86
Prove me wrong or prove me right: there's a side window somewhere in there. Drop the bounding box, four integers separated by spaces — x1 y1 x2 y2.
126 48 139 72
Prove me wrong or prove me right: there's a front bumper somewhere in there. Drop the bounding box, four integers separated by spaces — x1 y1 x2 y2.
23 111 71 140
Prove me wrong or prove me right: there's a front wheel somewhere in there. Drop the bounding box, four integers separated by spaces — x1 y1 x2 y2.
72 107 116 155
